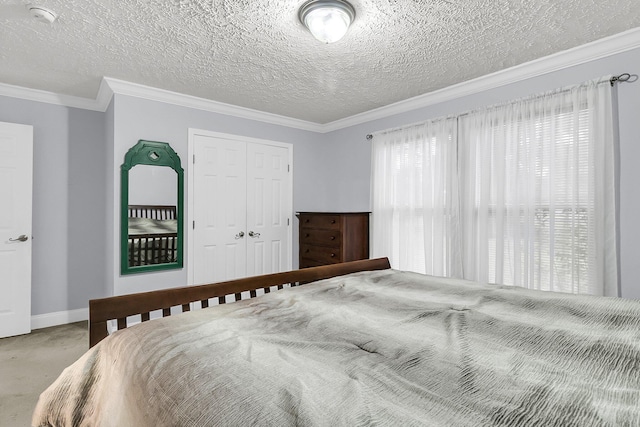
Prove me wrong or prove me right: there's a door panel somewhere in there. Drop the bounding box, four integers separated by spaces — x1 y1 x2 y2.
246 143 290 276
0 122 33 338
193 135 247 284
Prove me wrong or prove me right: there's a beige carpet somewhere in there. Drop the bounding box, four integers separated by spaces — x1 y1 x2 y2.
0 322 88 427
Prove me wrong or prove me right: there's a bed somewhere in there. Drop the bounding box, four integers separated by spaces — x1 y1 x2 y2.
33 258 640 426
127 204 178 267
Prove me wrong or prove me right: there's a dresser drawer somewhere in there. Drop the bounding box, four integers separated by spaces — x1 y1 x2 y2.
299 214 342 230
297 212 369 269
299 258 333 268
300 229 342 247
300 244 342 263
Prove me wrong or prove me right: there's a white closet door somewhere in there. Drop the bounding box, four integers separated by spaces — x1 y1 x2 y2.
246 143 290 276
193 134 247 284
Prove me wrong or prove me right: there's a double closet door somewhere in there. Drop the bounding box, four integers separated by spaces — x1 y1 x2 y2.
192 132 292 285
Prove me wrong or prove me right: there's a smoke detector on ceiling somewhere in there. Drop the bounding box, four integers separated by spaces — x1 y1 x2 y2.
28 5 58 23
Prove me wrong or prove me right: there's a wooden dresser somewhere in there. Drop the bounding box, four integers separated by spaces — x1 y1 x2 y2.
297 212 370 268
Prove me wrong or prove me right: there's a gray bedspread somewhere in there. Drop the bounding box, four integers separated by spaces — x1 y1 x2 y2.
128 217 177 236
33 270 640 426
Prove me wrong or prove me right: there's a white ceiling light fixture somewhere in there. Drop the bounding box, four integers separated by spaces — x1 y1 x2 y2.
299 0 356 44
27 5 58 24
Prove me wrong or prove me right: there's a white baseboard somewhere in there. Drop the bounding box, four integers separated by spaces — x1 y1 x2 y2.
31 308 89 330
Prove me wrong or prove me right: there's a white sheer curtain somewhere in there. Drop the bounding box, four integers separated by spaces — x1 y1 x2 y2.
371 117 462 276
371 77 618 296
458 79 617 296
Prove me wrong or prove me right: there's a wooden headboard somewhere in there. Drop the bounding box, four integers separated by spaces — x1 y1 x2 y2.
128 205 176 220
89 258 391 347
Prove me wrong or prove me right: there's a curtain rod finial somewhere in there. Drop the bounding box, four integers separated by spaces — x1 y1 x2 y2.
610 73 631 86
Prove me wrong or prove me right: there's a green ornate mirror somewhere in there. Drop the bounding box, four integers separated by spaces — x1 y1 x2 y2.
121 140 184 275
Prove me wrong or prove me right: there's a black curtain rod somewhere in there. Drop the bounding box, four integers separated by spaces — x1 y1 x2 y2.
365 73 632 141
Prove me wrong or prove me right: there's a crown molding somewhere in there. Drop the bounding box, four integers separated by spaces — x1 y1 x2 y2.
0 81 107 111
1 27 639 133
96 77 115 111
321 27 640 133
103 77 324 133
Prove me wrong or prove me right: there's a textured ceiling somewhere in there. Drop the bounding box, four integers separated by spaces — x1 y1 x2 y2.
1 0 639 124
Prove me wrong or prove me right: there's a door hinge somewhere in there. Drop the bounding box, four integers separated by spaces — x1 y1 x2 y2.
287 164 290 172
193 154 195 164
287 218 290 226
193 220 195 229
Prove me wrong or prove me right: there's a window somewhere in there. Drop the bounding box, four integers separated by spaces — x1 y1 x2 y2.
371 118 461 277
372 78 617 296
460 107 594 293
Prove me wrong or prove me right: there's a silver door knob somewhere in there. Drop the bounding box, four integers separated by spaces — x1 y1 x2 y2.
248 231 261 238
235 231 245 239
9 234 29 242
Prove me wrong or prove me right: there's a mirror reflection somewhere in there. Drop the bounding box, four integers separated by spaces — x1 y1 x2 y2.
127 165 178 267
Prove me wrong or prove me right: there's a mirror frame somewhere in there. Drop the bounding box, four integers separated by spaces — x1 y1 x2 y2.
120 140 184 275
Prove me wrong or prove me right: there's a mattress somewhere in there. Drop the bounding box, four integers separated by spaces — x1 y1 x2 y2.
33 269 640 426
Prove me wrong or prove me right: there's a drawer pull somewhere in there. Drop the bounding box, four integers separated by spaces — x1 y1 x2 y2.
330 220 336 224
305 233 310 237
330 236 335 240
305 249 310 253
305 219 310 223
331 253 335 257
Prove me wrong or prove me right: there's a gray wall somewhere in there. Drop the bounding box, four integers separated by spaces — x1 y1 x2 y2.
2 44 639 317
0 96 108 315
321 46 640 299
110 94 324 296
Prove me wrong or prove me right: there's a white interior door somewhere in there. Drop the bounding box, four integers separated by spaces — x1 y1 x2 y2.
193 134 247 285
0 121 33 338
246 142 290 276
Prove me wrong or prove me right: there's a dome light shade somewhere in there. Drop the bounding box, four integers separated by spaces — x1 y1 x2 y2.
299 0 356 44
